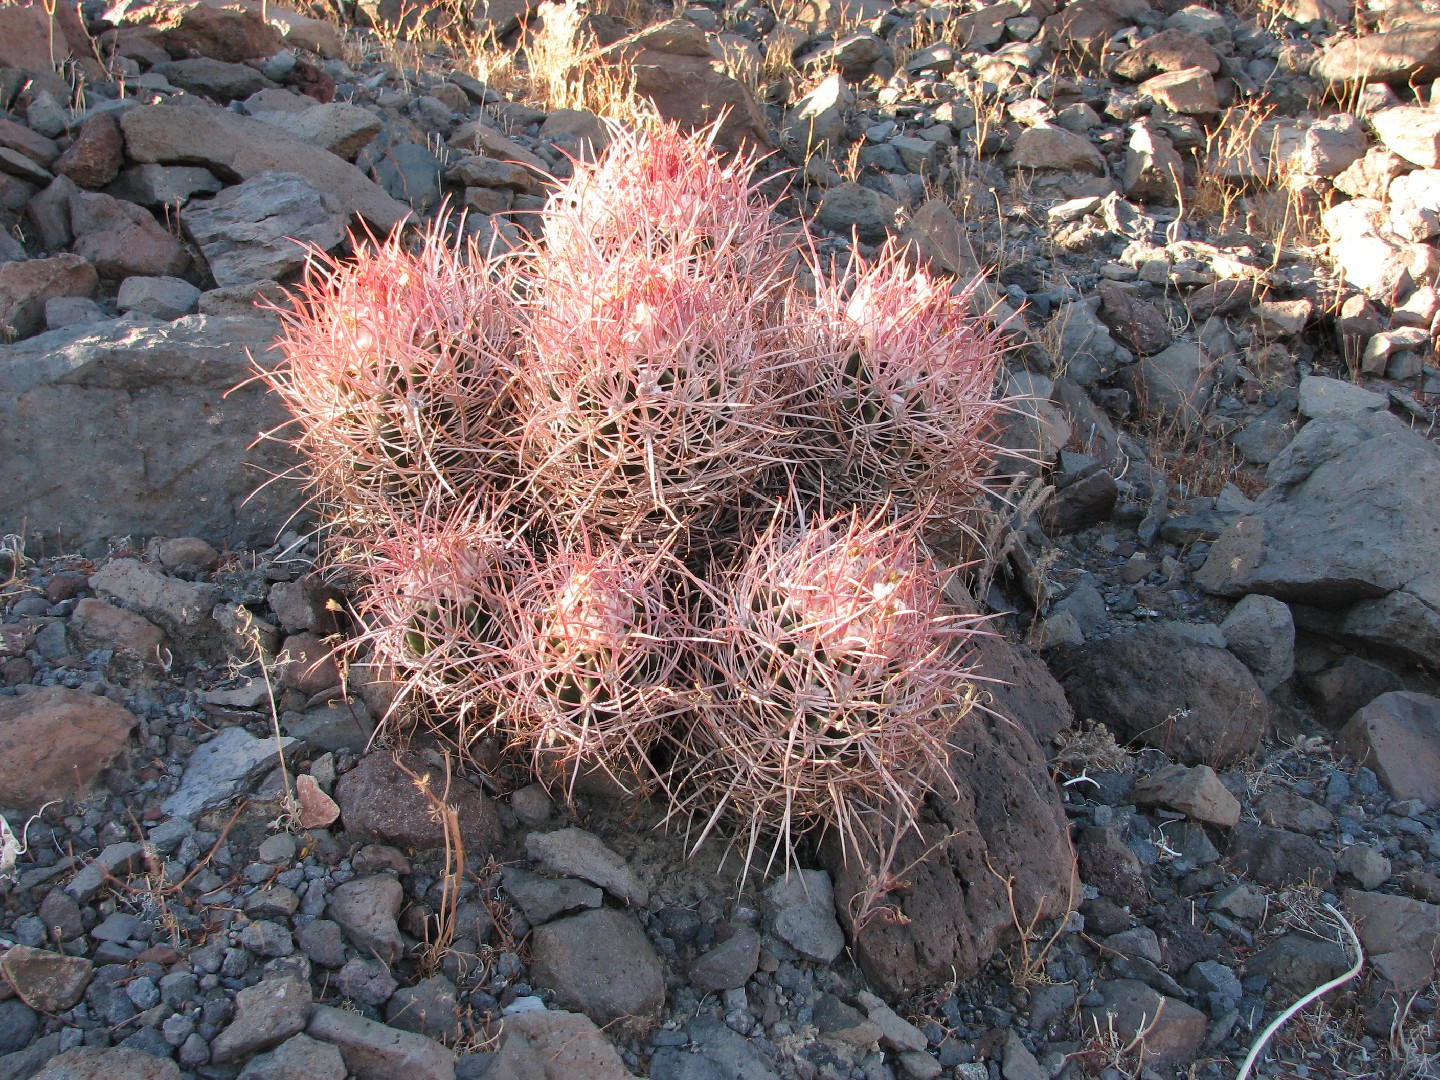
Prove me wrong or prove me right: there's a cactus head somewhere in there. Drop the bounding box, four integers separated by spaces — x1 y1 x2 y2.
798 242 1009 525
679 501 985 864
265 224 523 525
507 536 690 801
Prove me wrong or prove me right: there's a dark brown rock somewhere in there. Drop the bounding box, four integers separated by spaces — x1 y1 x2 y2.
334 752 501 856
1039 470 1119 536
1050 624 1268 766
1299 656 1403 727
52 114 123 190
277 632 341 695
969 633 1074 746
1097 281 1172 356
1228 824 1335 889
820 710 1076 997
0 687 135 809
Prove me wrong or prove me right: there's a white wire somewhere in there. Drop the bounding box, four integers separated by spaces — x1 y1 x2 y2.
1235 902 1365 1080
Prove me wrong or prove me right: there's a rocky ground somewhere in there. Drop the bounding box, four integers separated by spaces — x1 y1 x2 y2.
2 0 1440 1077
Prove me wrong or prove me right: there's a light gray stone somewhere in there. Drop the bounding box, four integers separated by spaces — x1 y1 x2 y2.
0 315 303 549
115 276 200 320
328 875 405 964
764 869 845 963
525 829 648 907
1220 593 1294 692
161 726 298 821
307 1004 457 1080
183 172 346 288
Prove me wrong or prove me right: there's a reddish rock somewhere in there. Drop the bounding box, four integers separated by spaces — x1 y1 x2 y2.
70 193 190 281
0 5 72 97
821 709 1076 997
71 598 165 663
52 114 124 190
1337 691 1440 802
0 254 98 340
334 752 501 856
595 21 772 154
969 633 1074 745
1112 28 1220 80
0 119 57 169
159 0 283 61
0 687 135 809
277 632 340 695
0 945 92 1012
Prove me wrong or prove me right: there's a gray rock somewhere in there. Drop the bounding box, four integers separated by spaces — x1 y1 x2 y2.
1220 594 1294 692
251 103 384 161
686 1015 781 1080
115 276 200 320
238 1033 347 1080
121 101 410 231
328 875 405 963
183 172 346 287
764 870 845 963
688 925 761 993
1246 933 1351 998
105 165 223 209
65 843 146 904
1296 375 1388 419
162 726 298 820
856 990 927 1052
211 975 312 1064
334 958 398 1007
44 295 107 330
296 921 348 970
529 909 665 1029
816 182 900 243
785 73 852 155
385 976 459 1041
1197 410 1440 668
525 828 648 907
1120 339 1215 427
1338 844 1392 889
1052 298 1131 386
31 1046 182 1079
0 315 302 549
1009 124 1106 173
360 140 443 213
1228 825 1335 889
488 1009 632 1080
500 867 602 926
307 1004 457 1080
283 698 375 754
1123 123 1183 204
152 58 276 102
1080 980 1206 1069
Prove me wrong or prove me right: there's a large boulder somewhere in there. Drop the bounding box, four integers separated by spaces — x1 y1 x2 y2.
1314 18 1440 85
1049 624 1269 766
820 707 1076 998
594 21 772 154
120 100 411 231
1196 408 1440 669
0 316 302 549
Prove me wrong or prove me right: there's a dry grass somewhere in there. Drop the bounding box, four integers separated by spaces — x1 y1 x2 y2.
393 752 466 978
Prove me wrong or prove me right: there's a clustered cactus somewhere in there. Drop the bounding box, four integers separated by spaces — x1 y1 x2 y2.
264 120 1010 858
